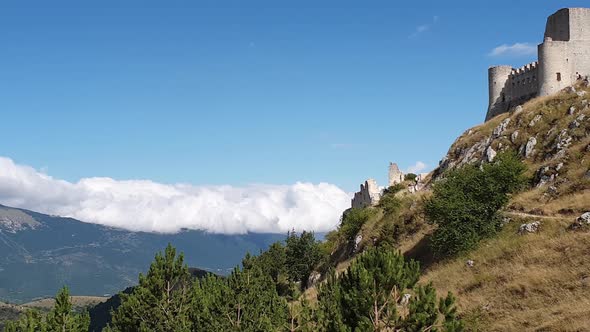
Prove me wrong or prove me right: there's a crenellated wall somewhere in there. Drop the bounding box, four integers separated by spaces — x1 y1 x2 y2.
486 62 539 121
486 8 590 121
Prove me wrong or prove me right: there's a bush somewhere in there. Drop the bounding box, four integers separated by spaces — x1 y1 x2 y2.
425 152 527 257
378 192 402 215
405 173 418 182
316 247 463 331
339 208 375 242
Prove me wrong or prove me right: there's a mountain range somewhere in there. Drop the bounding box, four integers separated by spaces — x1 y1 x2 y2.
0 204 284 303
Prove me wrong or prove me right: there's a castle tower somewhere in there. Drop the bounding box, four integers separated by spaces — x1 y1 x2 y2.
486 8 590 121
486 65 513 121
538 8 590 96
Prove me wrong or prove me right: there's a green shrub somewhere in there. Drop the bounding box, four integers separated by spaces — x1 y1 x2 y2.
405 173 418 182
378 192 402 215
425 152 527 257
339 208 375 242
316 247 463 331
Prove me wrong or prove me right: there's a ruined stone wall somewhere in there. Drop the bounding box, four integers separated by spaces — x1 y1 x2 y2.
388 163 404 187
351 179 381 209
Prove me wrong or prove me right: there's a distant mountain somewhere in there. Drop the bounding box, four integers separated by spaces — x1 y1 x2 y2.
0 204 284 303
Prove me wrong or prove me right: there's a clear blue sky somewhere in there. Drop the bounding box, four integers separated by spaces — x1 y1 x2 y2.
0 0 585 191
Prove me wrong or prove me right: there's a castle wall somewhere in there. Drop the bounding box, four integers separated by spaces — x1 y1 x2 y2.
487 8 590 119
486 63 539 121
539 40 571 96
544 8 570 41
565 8 590 41
351 179 381 209
487 66 513 120
388 163 404 187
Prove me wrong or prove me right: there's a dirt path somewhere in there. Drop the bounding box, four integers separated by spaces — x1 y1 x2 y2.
503 211 571 220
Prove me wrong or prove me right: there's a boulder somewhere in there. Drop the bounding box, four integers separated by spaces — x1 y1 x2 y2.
466 260 475 267
568 106 577 115
529 114 542 127
569 212 590 230
307 271 322 287
519 221 541 234
493 118 511 138
486 146 497 162
511 130 519 143
525 137 537 158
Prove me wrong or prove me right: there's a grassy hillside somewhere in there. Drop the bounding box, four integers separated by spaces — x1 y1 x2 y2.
306 84 590 330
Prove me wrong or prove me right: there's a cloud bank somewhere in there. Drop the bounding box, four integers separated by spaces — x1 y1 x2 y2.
0 157 351 234
489 43 536 57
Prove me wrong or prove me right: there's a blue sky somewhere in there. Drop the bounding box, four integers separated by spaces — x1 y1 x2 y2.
0 0 585 192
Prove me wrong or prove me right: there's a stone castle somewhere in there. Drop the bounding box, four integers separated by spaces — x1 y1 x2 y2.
486 8 590 121
351 163 427 209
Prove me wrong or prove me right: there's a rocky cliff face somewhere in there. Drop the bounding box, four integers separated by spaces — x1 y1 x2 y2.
433 84 590 215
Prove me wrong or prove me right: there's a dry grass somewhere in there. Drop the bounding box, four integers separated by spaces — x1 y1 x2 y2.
22 296 108 311
420 216 590 332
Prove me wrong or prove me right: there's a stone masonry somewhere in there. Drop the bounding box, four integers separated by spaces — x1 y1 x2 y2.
487 8 590 121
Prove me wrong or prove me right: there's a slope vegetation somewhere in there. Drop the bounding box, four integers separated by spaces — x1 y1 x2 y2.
311 84 590 331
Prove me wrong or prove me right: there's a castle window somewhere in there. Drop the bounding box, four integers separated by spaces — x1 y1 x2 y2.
557 72 562 81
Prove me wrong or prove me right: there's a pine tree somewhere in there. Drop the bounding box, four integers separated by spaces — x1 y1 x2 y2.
3 310 46 332
45 286 89 332
109 244 193 332
191 266 288 331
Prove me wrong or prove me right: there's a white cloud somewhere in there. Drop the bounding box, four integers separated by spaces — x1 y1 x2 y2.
409 16 439 38
488 43 536 57
406 161 427 174
0 157 351 235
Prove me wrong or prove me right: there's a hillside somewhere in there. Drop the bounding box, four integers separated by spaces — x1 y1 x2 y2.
0 204 283 303
308 84 590 331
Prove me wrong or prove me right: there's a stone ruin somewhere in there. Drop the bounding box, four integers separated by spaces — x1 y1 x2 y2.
351 162 429 208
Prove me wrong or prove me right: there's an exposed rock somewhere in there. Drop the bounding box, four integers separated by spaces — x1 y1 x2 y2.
577 90 587 97
354 234 362 251
493 118 511 138
513 105 523 115
556 163 564 171
568 106 577 115
519 221 541 234
565 86 577 94
511 130 519 143
569 212 590 230
525 137 537 158
535 166 556 187
529 114 542 127
576 114 586 122
400 294 411 306
555 130 572 157
307 271 322 288
486 146 497 162
570 119 581 129
466 260 475 267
